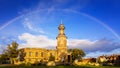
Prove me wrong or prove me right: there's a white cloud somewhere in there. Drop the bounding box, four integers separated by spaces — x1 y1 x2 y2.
23 18 45 34
18 33 95 49
18 33 56 49
68 39 95 49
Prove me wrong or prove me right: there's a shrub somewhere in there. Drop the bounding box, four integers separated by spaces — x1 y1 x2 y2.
26 62 31 66
49 55 55 61
19 62 26 66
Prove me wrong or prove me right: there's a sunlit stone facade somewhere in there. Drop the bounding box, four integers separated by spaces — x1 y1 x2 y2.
16 23 71 64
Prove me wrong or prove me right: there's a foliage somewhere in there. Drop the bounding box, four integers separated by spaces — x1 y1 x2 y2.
19 49 26 61
0 41 19 64
19 62 26 66
89 58 96 63
7 41 19 64
0 53 10 64
7 41 19 58
26 62 31 66
68 48 86 61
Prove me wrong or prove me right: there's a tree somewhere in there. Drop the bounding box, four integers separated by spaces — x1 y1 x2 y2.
19 49 26 61
0 53 9 64
89 58 96 63
6 41 19 64
68 48 86 61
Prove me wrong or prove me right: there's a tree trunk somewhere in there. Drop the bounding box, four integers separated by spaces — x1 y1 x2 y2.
10 58 14 64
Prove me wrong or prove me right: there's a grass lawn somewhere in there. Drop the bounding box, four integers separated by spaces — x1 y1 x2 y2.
0 65 120 68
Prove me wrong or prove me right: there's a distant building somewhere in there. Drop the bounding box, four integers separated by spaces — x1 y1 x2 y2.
15 22 72 64
97 55 120 65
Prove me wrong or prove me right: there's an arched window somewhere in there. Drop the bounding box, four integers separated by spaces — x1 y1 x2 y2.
41 52 43 57
36 52 38 57
29 52 32 57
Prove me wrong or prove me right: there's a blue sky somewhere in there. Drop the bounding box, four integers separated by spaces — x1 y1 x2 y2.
0 0 120 58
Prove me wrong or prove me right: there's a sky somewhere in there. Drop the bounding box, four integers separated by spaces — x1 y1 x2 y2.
0 0 120 58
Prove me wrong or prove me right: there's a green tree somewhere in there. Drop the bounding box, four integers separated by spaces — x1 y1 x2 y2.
0 48 10 64
19 49 26 61
68 48 86 61
6 41 19 64
0 53 9 64
89 58 96 63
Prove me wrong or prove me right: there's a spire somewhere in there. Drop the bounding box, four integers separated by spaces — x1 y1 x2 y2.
59 19 65 30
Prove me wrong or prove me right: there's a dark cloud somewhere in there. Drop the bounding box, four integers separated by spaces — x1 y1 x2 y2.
68 38 120 53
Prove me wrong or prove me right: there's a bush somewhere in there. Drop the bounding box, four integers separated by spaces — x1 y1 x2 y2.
26 62 31 66
19 62 26 66
32 61 41 66
49 55 55 61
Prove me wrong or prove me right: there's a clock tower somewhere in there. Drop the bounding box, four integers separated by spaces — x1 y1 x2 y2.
56 22 67 61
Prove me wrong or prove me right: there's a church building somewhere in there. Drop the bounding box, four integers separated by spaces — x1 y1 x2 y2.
16 22 71 64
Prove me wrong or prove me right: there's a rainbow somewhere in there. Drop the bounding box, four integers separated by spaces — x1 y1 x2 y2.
81 12 120 39
0 9 119 40
64 9 120 40
0 15 24 30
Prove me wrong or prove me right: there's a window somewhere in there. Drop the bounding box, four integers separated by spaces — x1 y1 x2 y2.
36 52 38 57
29 59 31 62
29 52 32 57
41 52 43 57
